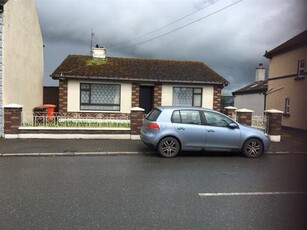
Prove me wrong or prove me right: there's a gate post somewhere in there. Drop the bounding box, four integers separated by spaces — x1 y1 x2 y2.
236 108 253 126
3 104 23 138
130 107 145 140
265 109 283 142
224 106 237 118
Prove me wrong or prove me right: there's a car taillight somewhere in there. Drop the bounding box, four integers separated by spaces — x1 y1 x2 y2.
147 123 160 130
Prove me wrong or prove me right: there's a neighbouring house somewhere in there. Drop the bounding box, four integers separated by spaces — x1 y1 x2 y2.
51 47 228 116
221 95 234 108
264 30 307 131
0 0 44 136
232 63 268 115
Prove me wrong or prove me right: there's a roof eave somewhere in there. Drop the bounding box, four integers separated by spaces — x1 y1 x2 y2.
51 74 228 86
232 89 267 96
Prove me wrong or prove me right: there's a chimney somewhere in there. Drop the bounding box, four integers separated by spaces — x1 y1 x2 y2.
255 63 265 81
92 44 106 59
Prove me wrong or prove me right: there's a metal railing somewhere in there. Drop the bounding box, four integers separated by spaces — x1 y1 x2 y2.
251 115 268 131
21 112 130 128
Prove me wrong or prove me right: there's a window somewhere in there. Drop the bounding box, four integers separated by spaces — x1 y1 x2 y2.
203 111 232 127
145 108 161 121
297 60 305 78
171 110 201 125
80 83 120 111
173 87 202 107
285 98 290 115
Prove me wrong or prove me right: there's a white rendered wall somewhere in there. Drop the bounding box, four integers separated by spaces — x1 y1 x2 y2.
2 0 43 114
234 93 265 115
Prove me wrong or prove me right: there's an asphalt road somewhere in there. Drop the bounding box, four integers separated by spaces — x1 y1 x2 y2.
1 153 307 230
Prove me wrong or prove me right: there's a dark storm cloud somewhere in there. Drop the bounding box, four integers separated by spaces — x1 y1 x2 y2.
36 0 306 95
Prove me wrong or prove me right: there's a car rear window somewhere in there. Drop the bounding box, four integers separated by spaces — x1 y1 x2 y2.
145 108 162 121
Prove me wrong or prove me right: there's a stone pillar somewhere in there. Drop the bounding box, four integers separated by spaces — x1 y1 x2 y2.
236 108 253 126
130 107 145 140
3 104 23 138
265 109 283 142
224 106 237 119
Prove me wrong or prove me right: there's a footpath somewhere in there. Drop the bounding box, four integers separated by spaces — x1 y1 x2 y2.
0 130 306 156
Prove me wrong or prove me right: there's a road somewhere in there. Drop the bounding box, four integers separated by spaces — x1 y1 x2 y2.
1 153 306 230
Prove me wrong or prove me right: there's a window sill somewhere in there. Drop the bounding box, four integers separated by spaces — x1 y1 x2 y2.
294 76 305 81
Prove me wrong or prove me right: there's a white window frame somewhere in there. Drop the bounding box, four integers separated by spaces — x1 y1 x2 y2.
285 98 290 115
172 87 202 107
80 83 121 111
297 60 305 78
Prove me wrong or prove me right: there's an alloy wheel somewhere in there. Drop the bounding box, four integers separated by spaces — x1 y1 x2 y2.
158 137 180 158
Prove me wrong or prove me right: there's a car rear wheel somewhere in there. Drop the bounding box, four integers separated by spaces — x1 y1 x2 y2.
158 137 180 158
242 138 264 158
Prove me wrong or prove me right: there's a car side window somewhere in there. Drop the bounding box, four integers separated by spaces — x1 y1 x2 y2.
171 110 201 125
203 111 232 127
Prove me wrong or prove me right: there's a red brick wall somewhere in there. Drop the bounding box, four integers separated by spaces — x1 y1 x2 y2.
266 112 282 135
153 83 162 107
59 79 68 113
132 83 140 107
130 110 144 135
213 85 222 111
4 107 22 134
236 112 252 126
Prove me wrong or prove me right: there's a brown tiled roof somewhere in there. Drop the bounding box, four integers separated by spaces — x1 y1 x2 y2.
232 80 268 95
51 55 229 86
264 30 307 59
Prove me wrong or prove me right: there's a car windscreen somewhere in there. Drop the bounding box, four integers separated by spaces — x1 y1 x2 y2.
145 108 161 121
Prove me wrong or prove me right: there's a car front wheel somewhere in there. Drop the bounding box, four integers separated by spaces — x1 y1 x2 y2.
242 138 264 158
158 137 180 158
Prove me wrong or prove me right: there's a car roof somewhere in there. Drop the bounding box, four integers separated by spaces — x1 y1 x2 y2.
155 106 215 112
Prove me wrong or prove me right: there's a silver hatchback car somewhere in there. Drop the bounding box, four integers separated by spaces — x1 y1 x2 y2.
140 106 270 158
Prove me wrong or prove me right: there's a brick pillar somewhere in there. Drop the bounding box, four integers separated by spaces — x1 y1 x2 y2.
224 106 237 119
130 107 145 139
3 104 23 138
265 109 283 142
153 83 162 107
213 86 222 112
132 83 140 107
236 108 253 126
59 79 68 113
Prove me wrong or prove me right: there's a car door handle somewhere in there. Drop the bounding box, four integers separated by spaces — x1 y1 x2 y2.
177 127 185 130
207 130 215 133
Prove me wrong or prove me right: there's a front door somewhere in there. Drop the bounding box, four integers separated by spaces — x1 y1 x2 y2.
140 86 154 114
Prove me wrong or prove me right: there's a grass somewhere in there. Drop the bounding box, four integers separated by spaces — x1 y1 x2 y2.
86 58 107 66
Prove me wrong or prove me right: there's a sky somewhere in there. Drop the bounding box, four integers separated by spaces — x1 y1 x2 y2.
35 0 306 95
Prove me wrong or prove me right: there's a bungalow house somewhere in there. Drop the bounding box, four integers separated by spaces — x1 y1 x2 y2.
0 0 44 136
51 47 228 116
232 63 268 115
264 30 307 131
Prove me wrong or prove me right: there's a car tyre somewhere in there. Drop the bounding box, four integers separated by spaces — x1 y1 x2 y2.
158 137 180 158
242 138 264 158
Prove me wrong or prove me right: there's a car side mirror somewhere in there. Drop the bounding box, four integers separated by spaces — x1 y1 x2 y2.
228 123 238 129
